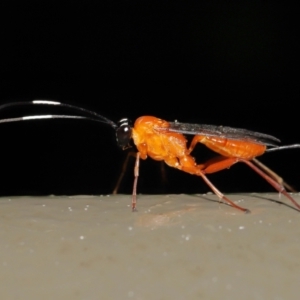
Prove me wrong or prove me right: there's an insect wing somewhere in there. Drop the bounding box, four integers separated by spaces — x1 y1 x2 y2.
158 121 280 146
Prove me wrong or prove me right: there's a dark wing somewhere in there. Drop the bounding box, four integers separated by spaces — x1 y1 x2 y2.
158 122 280 146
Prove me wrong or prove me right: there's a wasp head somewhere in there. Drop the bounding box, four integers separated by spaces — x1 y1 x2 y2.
116 118 132 150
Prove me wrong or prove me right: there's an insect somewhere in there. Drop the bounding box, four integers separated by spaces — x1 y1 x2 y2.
0 100 299 213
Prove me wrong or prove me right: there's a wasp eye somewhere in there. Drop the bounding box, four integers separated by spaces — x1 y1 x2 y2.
116 118 132 149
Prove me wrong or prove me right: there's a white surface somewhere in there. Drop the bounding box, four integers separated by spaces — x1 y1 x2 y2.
1 193 300 300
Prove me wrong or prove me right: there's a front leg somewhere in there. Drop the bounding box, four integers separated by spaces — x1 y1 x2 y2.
130 143 149 211
131 152 141 211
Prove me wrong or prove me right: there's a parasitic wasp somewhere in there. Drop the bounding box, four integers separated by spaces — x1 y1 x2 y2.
0 100 299 213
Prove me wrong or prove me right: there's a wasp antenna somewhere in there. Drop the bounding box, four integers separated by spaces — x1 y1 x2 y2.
266 144 300 152
0 100 118 129
0 114 116 126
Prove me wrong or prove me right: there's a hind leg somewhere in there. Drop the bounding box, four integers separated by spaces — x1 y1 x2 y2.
165 155 250 213
241 159 300 210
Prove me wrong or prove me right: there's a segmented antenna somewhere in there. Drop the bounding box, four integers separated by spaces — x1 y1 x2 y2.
0 100 118 129
0 114 112 125
1 115 84 123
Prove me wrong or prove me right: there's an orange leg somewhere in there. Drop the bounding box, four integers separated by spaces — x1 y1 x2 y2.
114 151 168 211
197 156 239 174
200 171 250 213
112 152 137 194
175 156 250 213
198 156 300 210
252 158 296 192
132 152 140 211
241 159 300 210
188 135 203 153
130 151 300 212
200 156 300 210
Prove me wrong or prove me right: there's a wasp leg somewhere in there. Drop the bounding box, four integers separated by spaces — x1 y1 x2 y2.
199 170 250 213
241 160 300 210
112 152 137 194
197 156 239 174
131 152 141 212
252 158 296 192
187 135 203 154
165 155 250 213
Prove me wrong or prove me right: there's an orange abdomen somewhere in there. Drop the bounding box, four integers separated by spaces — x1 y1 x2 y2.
201 136 266 159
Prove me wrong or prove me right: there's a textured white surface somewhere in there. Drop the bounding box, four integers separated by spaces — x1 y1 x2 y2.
1 193 300 300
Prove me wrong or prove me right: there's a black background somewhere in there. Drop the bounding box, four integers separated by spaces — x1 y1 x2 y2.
1 2 299 196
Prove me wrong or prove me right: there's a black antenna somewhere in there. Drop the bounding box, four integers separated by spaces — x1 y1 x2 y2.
0 100 118 129
0 100 133 149
0 114 112 125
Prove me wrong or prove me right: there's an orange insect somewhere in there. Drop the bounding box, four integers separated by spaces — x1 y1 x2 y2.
0 100 299 213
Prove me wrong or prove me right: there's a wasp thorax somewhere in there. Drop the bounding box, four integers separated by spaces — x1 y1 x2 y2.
116 118 132 149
